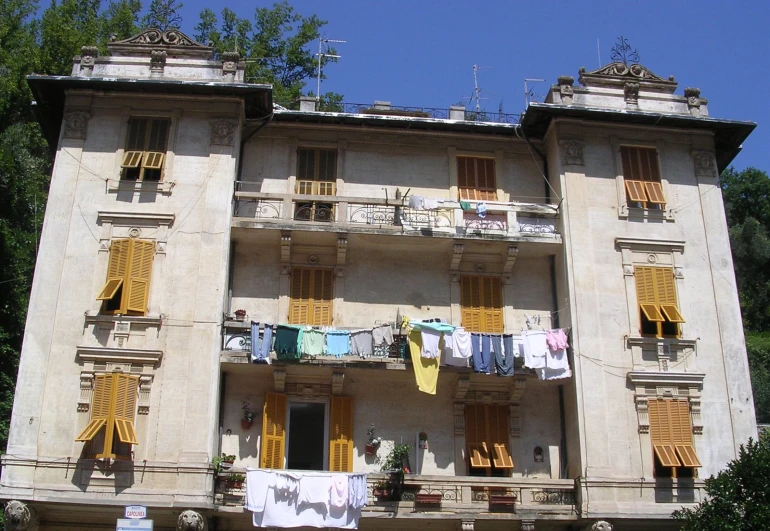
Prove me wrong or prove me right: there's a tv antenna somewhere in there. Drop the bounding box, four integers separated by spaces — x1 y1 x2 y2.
524 78 546 108
316 36 345 102
465 64 492 114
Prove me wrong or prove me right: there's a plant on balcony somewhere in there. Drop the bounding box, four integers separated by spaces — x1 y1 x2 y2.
365 424 382 455
242 399 256 429
376 443 411 501
233 309 247 321
212 453 236 473
225 473 246 489
372 480 392 499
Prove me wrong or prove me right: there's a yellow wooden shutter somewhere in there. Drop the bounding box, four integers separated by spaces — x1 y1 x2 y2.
624 180 647 203
491 405 513 468
461 277 482 333
670 400 701 467
469 443 491 468
113 374 139 445
477 158 497 201
125 240 155 314
75 374 113 441
97 239 131 301
457 157 474 200
482 277 503 333
636 267 664 322
655 268 685 323
289 268 311 324
644 182 666 204
311 269 334 326
465 404 492 468
121 151 144 168
142 152 165 170
648 399 682 467
329 396 354 472
260 392 287 469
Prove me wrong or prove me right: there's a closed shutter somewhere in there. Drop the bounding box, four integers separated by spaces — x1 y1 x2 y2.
621 146 665 206
635 267 664 322
113 374 139 445
483 277 503 333
461 276 503 333
648 399 681 467
461 277 483 332
491 405 513 468
75 374 113 441
260 392 287 469
457 157 497 201
289 268 311 324
671 400 701 467
126 240 155 314
655 268 685 323
329 396 354 472
97 240 131 301
312 269 334 326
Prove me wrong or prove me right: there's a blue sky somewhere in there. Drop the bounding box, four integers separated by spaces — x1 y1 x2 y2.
175 0 767 171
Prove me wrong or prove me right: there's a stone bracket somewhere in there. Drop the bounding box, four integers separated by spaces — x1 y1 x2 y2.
450 243 464 281
454 376 470 400
280 232 292 275
503 245 519 278
336 235 347 277
331 372 344 395
273 368 286 393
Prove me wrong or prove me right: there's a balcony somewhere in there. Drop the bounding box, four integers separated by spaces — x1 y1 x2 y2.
232 186 560 244
215 470 577 520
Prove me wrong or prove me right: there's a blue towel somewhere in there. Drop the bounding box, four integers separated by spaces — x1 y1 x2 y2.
326 330 350 358
496 335 514 376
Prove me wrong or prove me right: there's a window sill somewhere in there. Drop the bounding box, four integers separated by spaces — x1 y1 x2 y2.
107 179 175 195
619 206 675 222
626 336 696 348
84 313 163 328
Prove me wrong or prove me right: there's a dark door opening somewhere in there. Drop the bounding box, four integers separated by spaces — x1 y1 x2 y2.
287 402 326 470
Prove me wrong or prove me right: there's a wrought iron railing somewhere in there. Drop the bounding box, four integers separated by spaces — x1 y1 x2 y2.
340 103 520 124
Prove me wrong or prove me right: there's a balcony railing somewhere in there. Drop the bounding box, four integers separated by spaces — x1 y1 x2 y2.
214 470 576 516
233 186 559 240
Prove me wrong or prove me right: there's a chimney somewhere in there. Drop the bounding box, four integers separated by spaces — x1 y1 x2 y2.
299 96 317 112
373 101 391 110
449 106 466 121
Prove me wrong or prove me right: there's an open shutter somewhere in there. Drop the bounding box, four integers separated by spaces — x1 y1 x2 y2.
648 399 681 467
142 152 165 170
457 157 475 200
329 396 354 472
477 158 497 201
624 180 648 203
311 269 334 326
644 182 666 204
636 267 664 321
260 392 287 469
289 268 311 324
461 277 483 333
655 268 685 323
491 405 513 468
113 374 139 445
76 374 113 441
482 277 503 333
97 240 130 301
671 400 701 467
121 151 143 168
469 443 491 468
125 240 155 314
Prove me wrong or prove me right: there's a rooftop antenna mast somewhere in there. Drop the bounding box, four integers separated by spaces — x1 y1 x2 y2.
470 64 490 114
524 78 546 108
316 36 345 102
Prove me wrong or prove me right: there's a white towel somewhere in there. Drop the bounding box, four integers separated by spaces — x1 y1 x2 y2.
420 328 442 359
330 474 348 508
408 195 423 209
246 469 274 512
423 197 439 209
522 330 548 369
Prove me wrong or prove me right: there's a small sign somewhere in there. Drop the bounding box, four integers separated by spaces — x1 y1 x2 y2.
124 506 147 519
117 519 153 531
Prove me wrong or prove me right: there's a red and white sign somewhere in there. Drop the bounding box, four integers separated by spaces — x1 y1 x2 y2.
125 506 147 519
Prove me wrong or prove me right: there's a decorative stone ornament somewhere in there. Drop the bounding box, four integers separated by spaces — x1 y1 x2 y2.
108 28 214 59
691 150 716 177
79 45 98 76
177 509 207 531
210 119 236 146
221 51 240 79
4 500 38 531
557 75 574 104
62 112 89 140
559 139 584 166
150 49 167 74
584 521 613 531
624 82 640 105
685 87 702 115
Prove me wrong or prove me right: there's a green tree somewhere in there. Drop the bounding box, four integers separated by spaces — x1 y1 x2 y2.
39 0 102 74
673 435 770 529
142 0 182 30
101 0 142 43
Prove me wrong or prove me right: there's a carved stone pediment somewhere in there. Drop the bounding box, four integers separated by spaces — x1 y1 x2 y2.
108 28 213 59
578 62 678 93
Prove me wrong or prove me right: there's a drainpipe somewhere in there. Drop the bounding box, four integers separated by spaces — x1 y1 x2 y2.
519 124 551 204
550 254 568 478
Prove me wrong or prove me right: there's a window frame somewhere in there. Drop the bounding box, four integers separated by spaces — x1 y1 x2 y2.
97 238 155 316
457 156 498 201
620 145 666 210
648 398 701 478
120 117 171 182
464 403 513 476
634 266 685 339
288 267 334 326
294 148 338 222
460 275 504 334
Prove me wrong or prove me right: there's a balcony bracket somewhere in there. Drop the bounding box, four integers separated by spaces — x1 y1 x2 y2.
332 371 345 395
273 368 286 393
503 245 519 280
336 236 348 277
280 232 292 274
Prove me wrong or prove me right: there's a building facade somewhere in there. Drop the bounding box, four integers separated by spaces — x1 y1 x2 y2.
0 29 757 531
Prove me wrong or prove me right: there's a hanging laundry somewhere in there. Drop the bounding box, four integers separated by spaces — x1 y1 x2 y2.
420 327 442 359
372 324 394 347
476 201 488 218
245 469 274 513
348 473 368 510
536 366 572 381
460 200 472 211
422 197 439 210
522 329 548 369
297 474 332 506
409 329 439 395
326 330 351 358
496 335 514 376
301 328 325 357
330 474 349 509
350 329 374 358
546 328 569 351
274 325 301 359
443 327 472 367
471 333 492 373
408 195 424 209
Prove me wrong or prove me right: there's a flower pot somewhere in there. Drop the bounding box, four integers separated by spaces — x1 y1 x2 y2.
221 460 233 470
373 487 391 499
365 443 377 455
234 310 247 321
241 419 253 430
232 481 243 489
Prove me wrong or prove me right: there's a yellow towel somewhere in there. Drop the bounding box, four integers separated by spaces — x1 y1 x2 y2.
409 329 439 395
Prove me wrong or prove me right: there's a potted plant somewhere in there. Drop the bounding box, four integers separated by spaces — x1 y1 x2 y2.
234 309 247 321
372 480 391 499
241 399 256 429
365 424 382 455
377 443 411 501
225 473 245 489
212 453 236 473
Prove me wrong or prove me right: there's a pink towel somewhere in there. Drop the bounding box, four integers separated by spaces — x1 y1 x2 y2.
546 329 569 351
331 474 348 508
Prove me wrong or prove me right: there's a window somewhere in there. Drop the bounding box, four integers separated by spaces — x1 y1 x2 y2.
121 118 170 181
288 268 333 326
294 148 337 222
260 392 354 472
635 267 684 338
465 404 513 476
75 373 139 460
648 398 701 478
621 146 665 209
457 156 497 201
460 276 503 333
97 239 155 316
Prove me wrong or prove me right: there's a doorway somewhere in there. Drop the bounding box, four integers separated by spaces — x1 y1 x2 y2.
286 402 327 470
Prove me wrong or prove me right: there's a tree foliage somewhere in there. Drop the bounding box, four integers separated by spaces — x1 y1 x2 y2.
673 435 770 530
141 0 183 31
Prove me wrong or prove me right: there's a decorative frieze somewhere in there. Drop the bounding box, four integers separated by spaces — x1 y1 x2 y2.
691 150 716 178
558 139 584 166
210 118 236 146
62 112 89 140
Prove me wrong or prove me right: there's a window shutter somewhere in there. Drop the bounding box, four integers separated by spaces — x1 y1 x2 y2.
75 374 113 441
260 392 287 469
96 279 124 301
147 119 169 152
636 267 664 321
461 277 483 333
624 180 648 203
644 182 666 204
654 268 684 323
648 399 682 467
457 157 474 200
125 240 155 314
482 277 504 333
329 396 354 472
113 374 139 445
477 158 497 201
620 146 638 181
491 405 513 468
126 118 147 150
121 151 144 168
97 239 132 302
142 152 165 170
469 443 491 468
310 269 334 326
289 268 312 324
